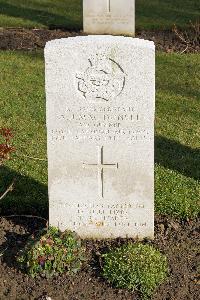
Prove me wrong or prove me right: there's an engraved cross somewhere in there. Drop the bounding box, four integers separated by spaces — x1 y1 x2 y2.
83 146 118 198
107 0 111 13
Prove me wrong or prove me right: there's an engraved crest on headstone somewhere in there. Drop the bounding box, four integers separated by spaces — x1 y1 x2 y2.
76 54 126 102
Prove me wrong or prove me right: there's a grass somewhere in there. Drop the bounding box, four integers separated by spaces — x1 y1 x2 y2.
0 50 199 219
155 53 200 218
0 0 199 30
0 51 47 215
136 0 200 30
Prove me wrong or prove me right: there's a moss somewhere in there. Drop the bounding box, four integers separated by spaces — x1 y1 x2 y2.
102 243 168 299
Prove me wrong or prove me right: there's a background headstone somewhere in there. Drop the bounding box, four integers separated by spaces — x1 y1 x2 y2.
45 36 155 239
83 0 135 36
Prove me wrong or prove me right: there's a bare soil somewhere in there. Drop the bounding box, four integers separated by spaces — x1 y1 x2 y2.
0 215 199 300
0 28 199 53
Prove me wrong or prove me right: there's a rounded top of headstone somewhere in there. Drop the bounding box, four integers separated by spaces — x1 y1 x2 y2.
45 36 155 53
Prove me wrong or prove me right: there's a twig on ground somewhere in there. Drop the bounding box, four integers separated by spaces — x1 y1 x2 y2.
0 180 15 201
15 153 47 161
180 44 189 54
21 154 47 161
0 246 8 257
173 25 189 44
173 21 200 54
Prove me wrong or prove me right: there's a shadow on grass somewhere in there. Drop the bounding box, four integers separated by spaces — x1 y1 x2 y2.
156 60 199 101
0 1 82 30
136 0 199 30
0 166 47 271
155 135 200 181
1 0 199 30
0 136 199 219
0 165 48 217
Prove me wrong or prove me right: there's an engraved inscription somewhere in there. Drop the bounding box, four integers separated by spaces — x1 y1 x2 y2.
76 54 126 102
90 15 130 26
50 105 153 144
51 127 152 143
83 146 118 198
75 203 146 227
51 202 147 228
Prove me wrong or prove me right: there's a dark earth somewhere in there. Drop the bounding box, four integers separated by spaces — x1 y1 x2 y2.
0 28 199 53
0 215 199 300
0 27 200 299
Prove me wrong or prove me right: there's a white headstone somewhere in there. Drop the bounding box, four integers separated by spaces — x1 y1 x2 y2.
45 36 155 239
83 0 135 36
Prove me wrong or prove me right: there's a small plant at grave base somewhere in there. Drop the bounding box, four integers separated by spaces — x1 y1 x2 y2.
0 127 15 166
102 243 168 299
17 227 86 278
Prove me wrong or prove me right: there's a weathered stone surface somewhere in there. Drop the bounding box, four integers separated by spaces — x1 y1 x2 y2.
83 0 135 36
45 36 155 239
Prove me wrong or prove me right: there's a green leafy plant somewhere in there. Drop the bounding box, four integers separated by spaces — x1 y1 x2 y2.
18 227 86 278
102 243 168 299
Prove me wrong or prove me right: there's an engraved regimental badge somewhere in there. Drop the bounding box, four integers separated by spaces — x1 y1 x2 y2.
76 54 126 102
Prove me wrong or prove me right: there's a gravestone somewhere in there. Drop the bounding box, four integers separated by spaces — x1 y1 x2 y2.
45 36 155 239
83 0 135 36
